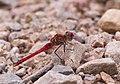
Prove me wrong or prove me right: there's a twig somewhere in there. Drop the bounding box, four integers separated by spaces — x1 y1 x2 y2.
21 61 54 84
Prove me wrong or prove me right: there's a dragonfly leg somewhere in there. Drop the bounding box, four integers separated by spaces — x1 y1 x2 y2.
63 43 66 53
64 43 74 51
54 44 65 64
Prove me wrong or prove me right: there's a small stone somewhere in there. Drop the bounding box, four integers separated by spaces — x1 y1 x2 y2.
11 4 45 16
5 22 22 31
0 63 5 73
105 0 120 9
0 31 9 40
8 47 19 62
16 68 26 77
6 58 14 65
85 32 113 47
83 48 105 62
17 0 37 6
76 58 117 75
100 72 115 84
27 80 33 84
84 10 100 18
52 40 86 68
63 20 77 30
11 39 32 53
8 52 19 64
0 10 11 22
8 32 21 41
97 9 120 33
75 32 87 43
0 23 8 31
117 71 120 81
35 11 46 18
10 47 19 54
52 65 74 75
26 67 32 75
95 74 101 82
0 0 17 7
25 13 33 23
114 31 120 41
34 70 83 84
79 72 85 78
0 40 11 51
29 32 40 43
0 70 21 84
84 74 96 84
9 29 34 41
89 2 103 12
64 0 89 10
77 18 94 29
0 45 6 56
105 41 120 63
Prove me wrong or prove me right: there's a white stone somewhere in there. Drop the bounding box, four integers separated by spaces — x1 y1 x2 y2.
97 9 120 33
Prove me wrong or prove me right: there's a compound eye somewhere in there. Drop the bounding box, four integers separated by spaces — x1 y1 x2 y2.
65 32 69 35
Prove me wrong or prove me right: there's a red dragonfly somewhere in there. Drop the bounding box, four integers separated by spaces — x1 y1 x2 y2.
14 31 74 66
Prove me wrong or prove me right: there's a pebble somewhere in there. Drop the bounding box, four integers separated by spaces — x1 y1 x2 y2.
64 0 89 10
0 40 11 51
11 4 45 16
10 47 19 54
51 65 74 75
114 31 120 41
0 69 21 84
63 20 77 30
16 68 26 77
0 10 12 22
105 41 120 63
78 18 94 29
83 48 105 61
90 48 105 58
11 39 32 53
97 9 120 33
84 74 96 84
89 2 104 12
0 31 9 40
29 32 40 43
0 0 17 7
105 0 120 9
100 72 115 84
52 40 87 68
84 10 100 18
0 23 8 31
76 58 117 75
9 29 34 41
78 72 85 78
8 32 21 41
0 63 5 73
35 11 46 18
75 32 87 43
85 32 113 47
25 13 33 23
5 22 22 31
34 70 83 84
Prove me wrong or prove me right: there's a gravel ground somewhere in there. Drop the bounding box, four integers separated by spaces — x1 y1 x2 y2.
0 0 120 84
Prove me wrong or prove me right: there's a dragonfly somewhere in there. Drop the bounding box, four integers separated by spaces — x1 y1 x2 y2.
14 31 74 66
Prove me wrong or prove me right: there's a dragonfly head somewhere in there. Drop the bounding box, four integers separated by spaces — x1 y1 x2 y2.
64 31 74 41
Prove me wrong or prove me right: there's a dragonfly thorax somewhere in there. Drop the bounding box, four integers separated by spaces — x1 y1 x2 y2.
50 34 66 45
